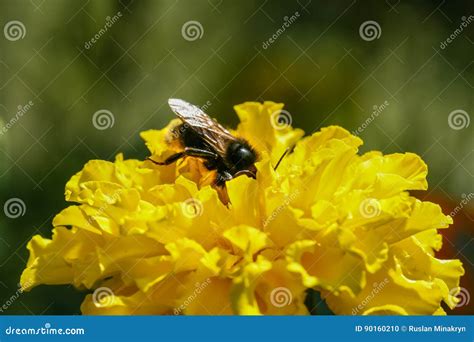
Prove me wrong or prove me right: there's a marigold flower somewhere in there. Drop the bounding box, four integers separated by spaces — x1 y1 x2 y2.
20 101 464 315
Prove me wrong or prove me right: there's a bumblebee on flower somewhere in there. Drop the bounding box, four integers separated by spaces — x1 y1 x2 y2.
21 100 464 315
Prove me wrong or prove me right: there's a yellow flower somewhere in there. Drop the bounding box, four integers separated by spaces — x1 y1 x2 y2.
20 101 464 315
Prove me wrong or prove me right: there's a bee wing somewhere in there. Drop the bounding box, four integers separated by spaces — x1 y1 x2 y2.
168 98 237 156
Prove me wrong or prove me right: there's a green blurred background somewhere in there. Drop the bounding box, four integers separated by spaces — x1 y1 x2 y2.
0 0 472 314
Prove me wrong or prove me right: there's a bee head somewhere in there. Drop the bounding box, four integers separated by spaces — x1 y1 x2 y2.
227 140 258 171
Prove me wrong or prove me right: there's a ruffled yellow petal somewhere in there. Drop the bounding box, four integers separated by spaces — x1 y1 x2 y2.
255 259 309 315
323 234 464 315
81 278 183 315
21 227 103 289
231 256 272 315
286 238 365 295
223 225 270 258
180 277 233 315
350 152 428 197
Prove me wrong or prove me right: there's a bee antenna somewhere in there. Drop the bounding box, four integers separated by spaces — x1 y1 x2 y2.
273 147 292 171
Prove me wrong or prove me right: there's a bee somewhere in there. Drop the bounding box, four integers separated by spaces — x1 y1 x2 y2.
148 99 259 190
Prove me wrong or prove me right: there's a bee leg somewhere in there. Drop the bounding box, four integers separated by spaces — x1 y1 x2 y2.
214 171 232 187
213 174 232 206
147 152 185 165
183 147 219 160
147 148 218 165
215 185 230 206
233 169 257 179
204 159 217 170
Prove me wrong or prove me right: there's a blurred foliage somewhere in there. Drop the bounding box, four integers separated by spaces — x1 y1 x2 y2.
0 0 472 314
